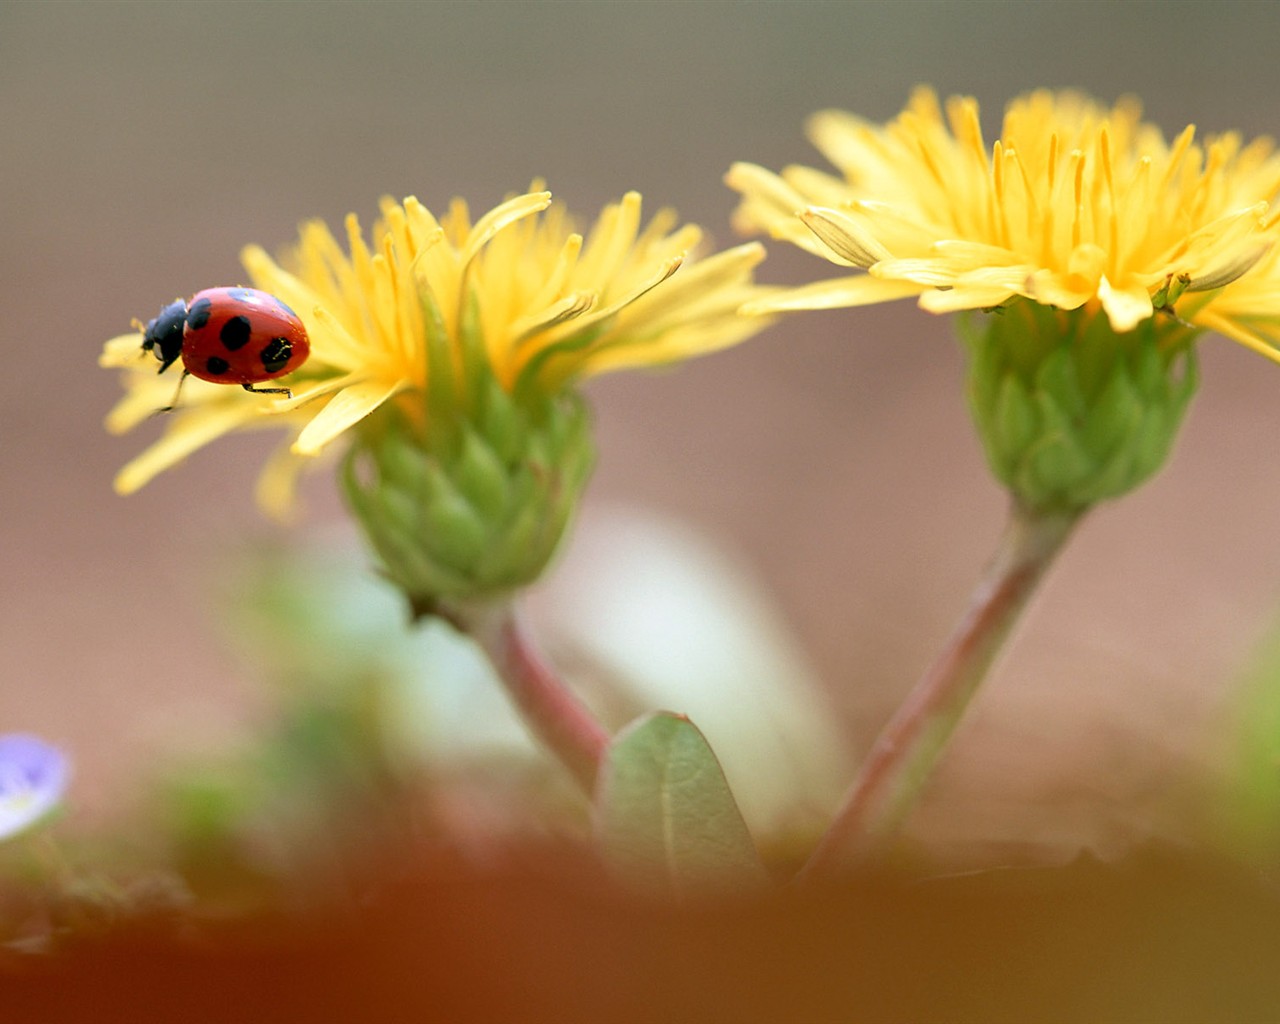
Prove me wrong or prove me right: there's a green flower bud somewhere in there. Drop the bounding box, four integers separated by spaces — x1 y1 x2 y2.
961 299 1200 513
342 380 595 609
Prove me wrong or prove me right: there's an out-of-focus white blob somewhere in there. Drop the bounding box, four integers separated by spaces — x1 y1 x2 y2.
390 617 540 766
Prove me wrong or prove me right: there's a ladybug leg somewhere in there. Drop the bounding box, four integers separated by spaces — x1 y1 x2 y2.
152 370 191 416
241 383 293 398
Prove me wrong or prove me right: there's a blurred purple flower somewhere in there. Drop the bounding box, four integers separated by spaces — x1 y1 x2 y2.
0 735 69 840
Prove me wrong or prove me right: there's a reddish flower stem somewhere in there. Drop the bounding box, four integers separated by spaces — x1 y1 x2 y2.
800 502 1080 878
457 602 610 794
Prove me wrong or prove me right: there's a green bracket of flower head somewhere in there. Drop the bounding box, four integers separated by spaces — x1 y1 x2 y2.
341 284 596 608
961 299 1201 513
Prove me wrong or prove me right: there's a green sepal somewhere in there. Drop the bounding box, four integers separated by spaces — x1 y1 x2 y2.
477 376 525 465
420 284 458 419
452 428 510 524
994 375 1037 466
418 463 489 570
456 289 490 408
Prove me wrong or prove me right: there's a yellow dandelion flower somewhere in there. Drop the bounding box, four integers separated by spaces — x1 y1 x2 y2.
102 186 774 600
102 187 771 502
728 89 1280 513
727 87 1280 349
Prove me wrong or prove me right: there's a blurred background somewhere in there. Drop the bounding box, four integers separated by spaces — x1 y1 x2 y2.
5 0 1280 859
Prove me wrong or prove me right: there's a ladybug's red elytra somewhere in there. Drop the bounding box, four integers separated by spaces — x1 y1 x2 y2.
139 287 310 408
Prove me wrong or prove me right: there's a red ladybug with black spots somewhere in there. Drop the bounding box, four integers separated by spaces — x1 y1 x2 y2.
138 287 310 406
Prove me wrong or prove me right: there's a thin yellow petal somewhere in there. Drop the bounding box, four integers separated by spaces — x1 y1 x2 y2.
578 192 644 289
1193 309 1280 363
114 404 261 494
1097 276 1154 332
918 284 1024 313
269 370 368 412
742 276 922 314
254 441 312 523
460 191 553 270
291 379 406 456
583 314 772 376
800 207 890 268
105 383 170 434
100 333 146 368
511 291 597 344
625 243 766 322
725 162 808 218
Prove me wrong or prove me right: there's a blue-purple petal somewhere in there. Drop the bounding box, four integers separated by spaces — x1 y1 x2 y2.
0 735 70 840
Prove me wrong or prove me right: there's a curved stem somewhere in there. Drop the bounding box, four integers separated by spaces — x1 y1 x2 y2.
800 501 1081 878
453 602 610 794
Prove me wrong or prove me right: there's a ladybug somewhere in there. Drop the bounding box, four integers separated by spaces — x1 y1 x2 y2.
138 287 310 407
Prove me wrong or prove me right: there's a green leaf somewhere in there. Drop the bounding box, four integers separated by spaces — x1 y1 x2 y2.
595 711 767 893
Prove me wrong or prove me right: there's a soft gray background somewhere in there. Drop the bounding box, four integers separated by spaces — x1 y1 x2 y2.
5 0 1280 849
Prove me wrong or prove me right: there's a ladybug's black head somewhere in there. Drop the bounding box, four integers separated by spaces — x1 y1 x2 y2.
141 299 188 374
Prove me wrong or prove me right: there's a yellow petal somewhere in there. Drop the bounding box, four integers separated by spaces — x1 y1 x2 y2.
800 207 891 268
1028 270 1093 311
931 240 1025 267
577 192 644 289
460 191 552 270
511 291 597 344
1192 309 1280 363
1097 276 1154 332
269 370 368 412
105 383 171 434
291 379 406 456
725 162 808 218
869 259 958 288
99 333 146 368
114 403 261 494
583 314 771 376
1186 240 1272 292
741 275 922 314
625 243 766 321
918 284 1024 313
255 441 313 522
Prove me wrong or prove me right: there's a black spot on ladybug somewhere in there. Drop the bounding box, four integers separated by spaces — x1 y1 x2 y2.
205 355 231 376
260 337 292 374
186 297 213 331
220 316 252 350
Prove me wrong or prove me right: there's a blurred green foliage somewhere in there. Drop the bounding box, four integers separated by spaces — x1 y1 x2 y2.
1221 624 1280 868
